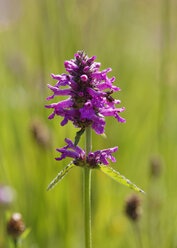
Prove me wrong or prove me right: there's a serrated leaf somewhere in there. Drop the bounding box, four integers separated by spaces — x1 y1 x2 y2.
74 128 85 146
97 165 145 194
47 162 75 191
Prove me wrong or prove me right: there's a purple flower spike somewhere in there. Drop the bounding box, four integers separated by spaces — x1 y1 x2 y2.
55 139 118 168
45 51 125 134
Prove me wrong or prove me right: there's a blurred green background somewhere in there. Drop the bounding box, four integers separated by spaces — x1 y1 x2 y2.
0 0 177 247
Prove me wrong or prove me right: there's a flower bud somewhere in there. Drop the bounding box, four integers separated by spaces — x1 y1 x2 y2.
83 66 90 72
87 56 96 64
80 74 88 82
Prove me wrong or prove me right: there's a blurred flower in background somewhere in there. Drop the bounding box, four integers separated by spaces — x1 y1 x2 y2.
150 155 163 178
30 118 52 149
125 194 142 222
0 0 21 30
0 185 15 208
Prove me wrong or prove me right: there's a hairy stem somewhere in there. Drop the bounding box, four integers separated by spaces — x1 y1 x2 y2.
84 127 92 248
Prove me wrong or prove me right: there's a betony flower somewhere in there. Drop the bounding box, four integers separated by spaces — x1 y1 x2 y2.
55 138 118 168
46 51 145 195
45 51 125 135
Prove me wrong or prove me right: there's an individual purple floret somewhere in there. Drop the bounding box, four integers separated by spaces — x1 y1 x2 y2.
55 138 118 168
45 51 125 135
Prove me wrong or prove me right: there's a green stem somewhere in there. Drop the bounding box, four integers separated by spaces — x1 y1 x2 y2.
134 222 144 248
14 239 18 248
84 127 92 248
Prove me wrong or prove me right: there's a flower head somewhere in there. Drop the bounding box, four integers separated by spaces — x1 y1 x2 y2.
125 194 142 221
56 138 118 168
45 51 125 135
7 213 25 240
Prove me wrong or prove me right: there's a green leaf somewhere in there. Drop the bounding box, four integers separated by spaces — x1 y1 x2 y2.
97 165 145 194
47 162 75 191
74 128 85 146
20 228 31 241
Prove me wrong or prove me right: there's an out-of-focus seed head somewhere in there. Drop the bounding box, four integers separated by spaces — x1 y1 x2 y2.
30 119 51 149
125 194 142 221
7 213 25 239
150 155 163 178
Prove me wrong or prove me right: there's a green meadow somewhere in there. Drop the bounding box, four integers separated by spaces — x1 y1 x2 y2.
0 0 177 247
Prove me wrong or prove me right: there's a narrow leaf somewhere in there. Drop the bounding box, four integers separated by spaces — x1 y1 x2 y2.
47 162 75 191
74 128 85 146
97 165 145 194
20 228 31 241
